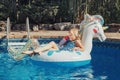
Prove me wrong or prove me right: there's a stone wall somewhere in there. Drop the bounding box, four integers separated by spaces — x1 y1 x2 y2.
0 21 6 31
1 20 120 33
7 22 72 31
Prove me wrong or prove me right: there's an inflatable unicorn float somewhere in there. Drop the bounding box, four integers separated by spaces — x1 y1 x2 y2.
31 14 107 67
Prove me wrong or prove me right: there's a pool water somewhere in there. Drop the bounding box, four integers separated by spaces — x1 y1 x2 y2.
0 39 120 80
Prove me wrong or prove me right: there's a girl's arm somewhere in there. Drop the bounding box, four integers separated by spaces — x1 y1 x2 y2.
58 36 69 47
74 40 84 51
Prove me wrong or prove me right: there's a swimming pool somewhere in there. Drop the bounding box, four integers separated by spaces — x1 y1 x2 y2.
0 38 120 80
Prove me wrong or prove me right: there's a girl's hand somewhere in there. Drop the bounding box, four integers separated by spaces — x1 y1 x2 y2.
73 47 80 51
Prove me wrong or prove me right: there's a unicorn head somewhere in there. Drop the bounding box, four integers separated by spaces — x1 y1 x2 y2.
91 21 106 42
81 20 106 54
81 14 106 42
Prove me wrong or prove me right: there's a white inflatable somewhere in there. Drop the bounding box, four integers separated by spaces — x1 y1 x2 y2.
31 20 106 67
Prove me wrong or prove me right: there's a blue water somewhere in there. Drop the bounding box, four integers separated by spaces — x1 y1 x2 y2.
0 39 120 80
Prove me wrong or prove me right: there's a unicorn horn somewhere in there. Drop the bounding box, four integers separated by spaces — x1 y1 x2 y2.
103 26 109 30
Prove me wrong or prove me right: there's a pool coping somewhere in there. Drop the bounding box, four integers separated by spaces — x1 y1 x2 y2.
0 31 120 41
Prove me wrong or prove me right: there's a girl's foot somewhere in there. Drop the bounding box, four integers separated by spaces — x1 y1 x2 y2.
38 51 42 55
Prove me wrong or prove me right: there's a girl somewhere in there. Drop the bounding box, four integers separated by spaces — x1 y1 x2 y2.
23 27 84 55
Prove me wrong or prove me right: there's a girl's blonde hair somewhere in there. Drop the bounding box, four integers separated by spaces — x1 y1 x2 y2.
69 27 80 40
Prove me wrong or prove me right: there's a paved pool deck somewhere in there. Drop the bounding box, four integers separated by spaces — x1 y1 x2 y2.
0 31 120 40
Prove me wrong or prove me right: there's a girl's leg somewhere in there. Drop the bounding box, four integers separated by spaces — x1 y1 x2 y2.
22 39 40 54
23 51 33 54
31 39 40 49
23 41 58 54
34 41 59 53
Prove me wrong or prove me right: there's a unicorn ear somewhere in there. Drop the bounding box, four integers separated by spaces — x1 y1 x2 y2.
92 15 104 25
84 14 92 21
103 26 109 30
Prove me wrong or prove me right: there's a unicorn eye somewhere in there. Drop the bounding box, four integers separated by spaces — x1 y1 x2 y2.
93 28 97 33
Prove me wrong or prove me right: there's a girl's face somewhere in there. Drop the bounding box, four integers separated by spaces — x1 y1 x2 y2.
68 30 76 41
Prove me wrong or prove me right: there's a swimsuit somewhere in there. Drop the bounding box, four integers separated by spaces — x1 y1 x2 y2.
59 41 75 50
